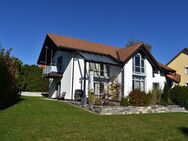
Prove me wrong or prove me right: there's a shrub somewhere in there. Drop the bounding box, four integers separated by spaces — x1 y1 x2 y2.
88 91 95 106
129 89 146 106
120 97 130 106
94 98 101 106
170 86 188 108
145 88 162 105
161 83 170 104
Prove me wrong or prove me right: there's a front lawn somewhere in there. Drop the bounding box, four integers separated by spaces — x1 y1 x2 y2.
0 97 188 141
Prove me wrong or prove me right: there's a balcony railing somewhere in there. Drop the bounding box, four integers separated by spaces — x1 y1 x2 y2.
43 65 63 78
43 65 58 74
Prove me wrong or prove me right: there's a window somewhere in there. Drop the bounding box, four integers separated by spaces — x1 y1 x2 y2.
133 53 145 74
57 56 63 73
185 67 188 74
153 83 159 89
89 63 109 77
132 76 145 91
100 64 104 77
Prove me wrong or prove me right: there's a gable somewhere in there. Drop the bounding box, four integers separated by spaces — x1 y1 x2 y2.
117 43 160 71
167 48 188 65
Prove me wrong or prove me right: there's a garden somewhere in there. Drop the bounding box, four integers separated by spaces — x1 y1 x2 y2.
86 79 188 114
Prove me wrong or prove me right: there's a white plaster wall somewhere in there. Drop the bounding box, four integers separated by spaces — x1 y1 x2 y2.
145 59 153 93
110 65 122 83
60 51 73 99
72 57 86 98
123 58 133 96
152 73 166 90
48 50 74 99
49 78 57 98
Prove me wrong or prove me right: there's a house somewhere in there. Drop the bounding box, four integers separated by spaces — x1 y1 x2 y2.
167 48 188 86
37 33 180 100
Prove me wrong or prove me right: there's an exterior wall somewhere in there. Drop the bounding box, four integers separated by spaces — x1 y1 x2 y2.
48 50 167 99
72 57 88 98
168 53 188 86
49 78 57 98
60 51 73 99
152 73 166 90
48 50 73 99
123 58 133 96
123 57 166 97
110 65 122 83
145 59 153 92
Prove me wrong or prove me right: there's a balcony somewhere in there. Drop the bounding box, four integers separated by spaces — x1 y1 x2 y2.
43 65 63 78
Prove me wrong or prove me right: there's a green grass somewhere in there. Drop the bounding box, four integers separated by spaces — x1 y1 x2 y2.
0 97 188 141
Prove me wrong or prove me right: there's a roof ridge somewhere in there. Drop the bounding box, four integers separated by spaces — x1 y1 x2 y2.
47 33 120 49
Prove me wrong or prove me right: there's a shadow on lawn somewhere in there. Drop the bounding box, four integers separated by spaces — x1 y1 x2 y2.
178 127 188 137
0 97 24 110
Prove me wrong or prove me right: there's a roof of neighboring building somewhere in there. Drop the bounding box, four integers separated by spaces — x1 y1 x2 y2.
158 62 176 72
166 72 181 83
167 48 188 65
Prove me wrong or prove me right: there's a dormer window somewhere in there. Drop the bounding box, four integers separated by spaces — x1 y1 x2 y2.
133 53 145 74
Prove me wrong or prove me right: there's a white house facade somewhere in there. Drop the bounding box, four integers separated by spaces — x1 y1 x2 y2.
38 33 180 100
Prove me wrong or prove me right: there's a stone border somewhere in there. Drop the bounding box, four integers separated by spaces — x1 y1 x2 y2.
43 98 188 115
94 105 188 115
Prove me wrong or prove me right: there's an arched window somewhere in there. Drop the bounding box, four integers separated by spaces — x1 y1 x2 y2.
133 53 145 74
132 53 145 91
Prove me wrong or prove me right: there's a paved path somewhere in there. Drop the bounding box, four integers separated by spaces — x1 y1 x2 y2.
21 92 48 97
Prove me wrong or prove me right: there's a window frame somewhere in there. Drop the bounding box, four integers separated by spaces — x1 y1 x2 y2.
185 67 188 75
133 53 145 74
132 75 145 91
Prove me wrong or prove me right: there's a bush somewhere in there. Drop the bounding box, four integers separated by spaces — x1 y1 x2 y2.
161 83 170 104
145 88 162 105
94 98 101 106
88 91 95 105
129 89 146 106
170 86 188 108
120 97 130 106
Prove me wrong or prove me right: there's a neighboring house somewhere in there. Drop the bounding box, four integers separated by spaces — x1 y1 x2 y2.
37 33 180 99
167 48 188 86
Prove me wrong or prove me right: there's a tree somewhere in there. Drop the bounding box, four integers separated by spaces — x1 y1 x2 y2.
0 48 22 104
125 38 152 51
20 65 48 92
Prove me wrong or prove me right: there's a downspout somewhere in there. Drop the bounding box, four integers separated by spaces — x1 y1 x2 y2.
82 60 87 107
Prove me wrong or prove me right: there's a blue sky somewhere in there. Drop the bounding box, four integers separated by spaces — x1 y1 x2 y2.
0 0 188 65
